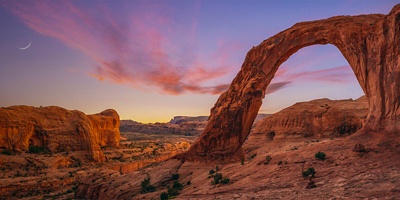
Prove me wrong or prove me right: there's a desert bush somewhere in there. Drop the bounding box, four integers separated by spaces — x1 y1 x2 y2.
1 149 12 155
171 173 179 180
160 192 169 200
213 173 223 184
220 178 230 184
315 152 326 160
209 169 215 175
172 181 183 191
264 155 272 165
302 167 316 179
187 180 191 185
28 145 49 154
250 153 257 159
140 177 156 194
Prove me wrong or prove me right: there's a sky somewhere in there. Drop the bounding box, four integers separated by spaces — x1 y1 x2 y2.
0 0 397 123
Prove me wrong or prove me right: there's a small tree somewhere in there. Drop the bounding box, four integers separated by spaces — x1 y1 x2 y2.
302 168 316 180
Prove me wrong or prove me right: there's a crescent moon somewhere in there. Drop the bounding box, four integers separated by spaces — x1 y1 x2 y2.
18 41 31 50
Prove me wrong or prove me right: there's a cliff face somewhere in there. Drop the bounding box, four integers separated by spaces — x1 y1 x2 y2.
252 97 368 139
185 4 400 162
0 106 120 162
88 109 120 147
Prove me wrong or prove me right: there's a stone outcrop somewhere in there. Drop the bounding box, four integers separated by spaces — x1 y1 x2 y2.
252 97 368 139
186 4 400 162
0 106 120 162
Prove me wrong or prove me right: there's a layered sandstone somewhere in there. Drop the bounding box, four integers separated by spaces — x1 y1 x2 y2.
252 97 368 139
186 4 400 162
0 106 120 162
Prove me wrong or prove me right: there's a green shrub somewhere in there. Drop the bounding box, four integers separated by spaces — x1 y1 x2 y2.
172 181 183 191
250 153 257 159
160 192 169 200
213 173 223 184
220 178 230 184
264 155 272 165
315 152 326 160
171 173 179 180
302 167 316 179
215 165 219 172
28 145 49 154
167 187 179 197
209 169 215 175
187 181 191 185
140 177 156 194
1 149 12 155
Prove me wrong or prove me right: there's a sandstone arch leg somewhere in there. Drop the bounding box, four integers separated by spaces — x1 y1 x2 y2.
185 4 400 162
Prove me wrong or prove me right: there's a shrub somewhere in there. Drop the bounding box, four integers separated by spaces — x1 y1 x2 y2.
167 187 179 197
171 173 179 180
302 167 316 180
209 169 215 175
215 165 219 172
140 177 156 194
160 192 169 200
213 173 223 184
187 181 191 185
220 178 230 184
172 181 183 191
315 152 326 160
250 153 257 159
28 145 49 154
264 155 272 165
1 149 12 155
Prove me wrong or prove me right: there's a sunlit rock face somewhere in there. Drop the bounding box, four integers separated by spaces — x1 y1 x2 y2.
185 4 400 162
0 106 120 162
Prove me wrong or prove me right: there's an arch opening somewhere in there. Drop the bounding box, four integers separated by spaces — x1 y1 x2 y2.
250 44 367 142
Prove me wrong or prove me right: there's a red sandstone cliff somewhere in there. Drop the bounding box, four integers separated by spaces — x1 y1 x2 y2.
252 97 368 139
0 106 120 162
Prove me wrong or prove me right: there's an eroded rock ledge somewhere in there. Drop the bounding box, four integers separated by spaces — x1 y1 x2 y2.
0 106 120 162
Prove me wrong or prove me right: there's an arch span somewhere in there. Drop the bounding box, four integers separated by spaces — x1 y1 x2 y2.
185 4 400 162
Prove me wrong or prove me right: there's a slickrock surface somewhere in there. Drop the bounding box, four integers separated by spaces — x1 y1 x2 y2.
251 97 368 139
186 4 400 162
75 130 400 199
0 106 120 162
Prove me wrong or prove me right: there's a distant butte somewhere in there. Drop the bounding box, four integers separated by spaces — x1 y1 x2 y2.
185 4 400 162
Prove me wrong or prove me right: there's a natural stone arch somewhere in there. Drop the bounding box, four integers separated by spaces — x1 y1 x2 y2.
185 4 400 162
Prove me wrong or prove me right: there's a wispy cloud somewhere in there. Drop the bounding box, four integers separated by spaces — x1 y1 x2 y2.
2 1 239 95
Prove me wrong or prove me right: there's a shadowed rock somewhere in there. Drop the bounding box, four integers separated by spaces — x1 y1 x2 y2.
186 4 400 162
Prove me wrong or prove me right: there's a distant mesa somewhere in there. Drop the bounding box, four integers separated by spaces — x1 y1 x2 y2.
169 116 209 124
0 106 120 162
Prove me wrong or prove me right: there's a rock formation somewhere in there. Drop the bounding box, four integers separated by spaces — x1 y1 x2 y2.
0 106 120 162
251 97 368 139
186 4 400 162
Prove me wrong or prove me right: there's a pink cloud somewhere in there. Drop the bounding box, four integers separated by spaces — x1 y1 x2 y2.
2 1 240 95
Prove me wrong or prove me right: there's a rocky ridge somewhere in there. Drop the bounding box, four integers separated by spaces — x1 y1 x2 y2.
252 96 368 139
